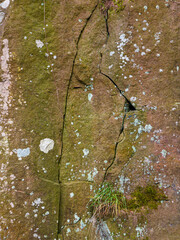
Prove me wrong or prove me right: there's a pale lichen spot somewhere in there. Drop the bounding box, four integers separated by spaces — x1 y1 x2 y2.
70 192 74 198
13 148 30 158
136 226 146 238
74 213 80 223
156 5 160 10
35 40 44 48
110 51 115 56
87 168 98 181
0 0 10 9
132 146 136 152
130 96 137 102
39 138 54 153
161 149 168 158
0 12 5 24
83 148 89 158
88 93 93 102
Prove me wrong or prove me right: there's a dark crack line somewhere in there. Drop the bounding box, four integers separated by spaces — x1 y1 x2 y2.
99 53 136 111
102 113 126 183
58 1 99 177
104 9 110 43
57 2 99 235
99 53 136 183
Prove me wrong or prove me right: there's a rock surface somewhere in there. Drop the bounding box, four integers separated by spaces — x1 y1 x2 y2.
0 0 179 239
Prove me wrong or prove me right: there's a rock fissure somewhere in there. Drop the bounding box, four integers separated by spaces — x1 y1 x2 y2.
102 118 125 183
58 1 99 176
99 54 136 111
57 2 99 236
98 51 136 183
104 9 110 43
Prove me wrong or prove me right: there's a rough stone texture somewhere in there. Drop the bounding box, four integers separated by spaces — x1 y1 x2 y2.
0 0 179 239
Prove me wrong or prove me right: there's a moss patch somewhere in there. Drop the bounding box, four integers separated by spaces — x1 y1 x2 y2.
89 182 167 219
128 185 167 210
100 0 125 14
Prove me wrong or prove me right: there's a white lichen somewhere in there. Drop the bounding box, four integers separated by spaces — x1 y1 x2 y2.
83 148 89 158
87 168 98 181
161 149 168 158
13 148 30 158
70 192 74 198
74 213 80 223
0 0 10 9
35 40 44 48
88 93 93 102
110 51 115 56
39 138 54 153
0 12 5 24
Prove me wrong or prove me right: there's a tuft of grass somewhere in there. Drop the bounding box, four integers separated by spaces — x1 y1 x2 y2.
89 182 127 219
89 183 168 219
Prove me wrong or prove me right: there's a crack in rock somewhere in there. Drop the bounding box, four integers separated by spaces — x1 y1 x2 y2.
57 2 99 235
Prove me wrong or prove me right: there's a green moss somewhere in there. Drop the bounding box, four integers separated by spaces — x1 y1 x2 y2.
4 0 61 180
100 0 125 14
6 0 60 132
112 0 125 12
128 185 168 210
90 183 167 219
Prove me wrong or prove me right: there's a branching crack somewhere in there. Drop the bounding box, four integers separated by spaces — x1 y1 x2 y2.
99 53 136 111
99 53 136 183
57 2 99 235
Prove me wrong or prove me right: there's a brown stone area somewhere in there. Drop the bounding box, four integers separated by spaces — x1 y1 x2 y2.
0 0 179 239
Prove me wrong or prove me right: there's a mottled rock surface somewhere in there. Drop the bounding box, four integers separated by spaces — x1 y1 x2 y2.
0 0 179 239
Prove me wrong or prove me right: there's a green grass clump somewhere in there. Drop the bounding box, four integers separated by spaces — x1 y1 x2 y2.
89 183 167 219
89 182 127 219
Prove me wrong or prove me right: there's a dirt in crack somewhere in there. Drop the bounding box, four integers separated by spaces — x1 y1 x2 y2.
57 2 99 235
